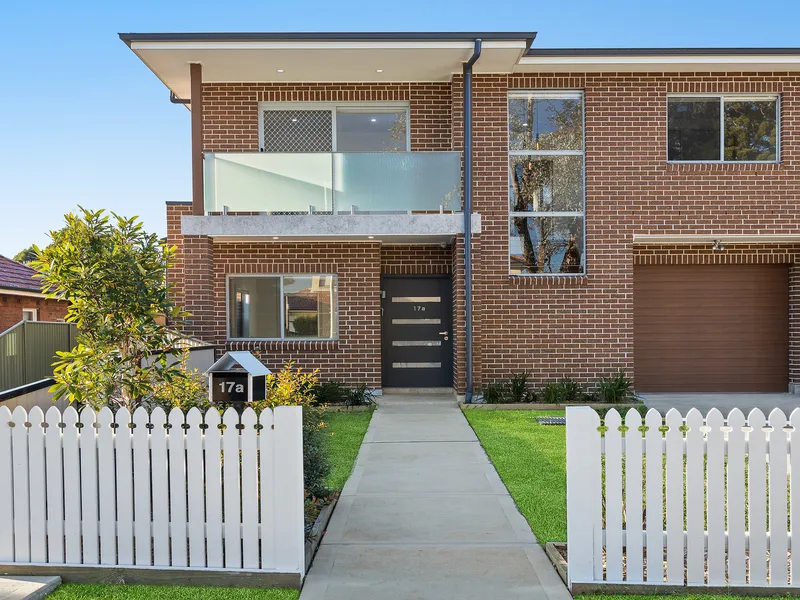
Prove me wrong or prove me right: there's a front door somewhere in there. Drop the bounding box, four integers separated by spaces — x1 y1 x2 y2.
382 276 453 388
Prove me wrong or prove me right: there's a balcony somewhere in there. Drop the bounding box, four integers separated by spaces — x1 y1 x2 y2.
203 152 462 215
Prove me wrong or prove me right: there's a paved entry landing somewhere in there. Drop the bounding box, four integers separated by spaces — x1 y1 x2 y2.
300 393 570 600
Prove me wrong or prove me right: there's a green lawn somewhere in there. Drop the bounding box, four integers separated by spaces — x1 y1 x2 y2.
463 409 567 544
49 410 372 600
49 584 299 599
577 596 793 600
325 408 374 491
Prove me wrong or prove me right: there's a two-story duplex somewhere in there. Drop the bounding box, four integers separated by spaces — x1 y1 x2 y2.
120 32 800 398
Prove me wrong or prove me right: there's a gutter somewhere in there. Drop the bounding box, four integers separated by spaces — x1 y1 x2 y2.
463 39 481 403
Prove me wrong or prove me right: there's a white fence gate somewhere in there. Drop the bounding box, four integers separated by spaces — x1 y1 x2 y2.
0 405 305 577
567 406 800 590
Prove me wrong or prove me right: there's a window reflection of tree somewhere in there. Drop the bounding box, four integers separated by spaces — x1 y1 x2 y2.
509 97 583 273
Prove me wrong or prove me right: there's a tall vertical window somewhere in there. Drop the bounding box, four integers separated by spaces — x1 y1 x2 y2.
667 95 778 162
228 275 338 340
508 91 585 275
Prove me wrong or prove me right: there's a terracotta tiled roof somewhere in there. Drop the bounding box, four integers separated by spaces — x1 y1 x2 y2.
287 295 319 311
0 256 44 294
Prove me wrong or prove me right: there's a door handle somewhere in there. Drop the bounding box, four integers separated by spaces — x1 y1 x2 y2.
439 331 449 336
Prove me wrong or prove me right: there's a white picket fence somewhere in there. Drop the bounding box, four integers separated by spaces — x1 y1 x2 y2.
0 405 305 576
567 406 800 590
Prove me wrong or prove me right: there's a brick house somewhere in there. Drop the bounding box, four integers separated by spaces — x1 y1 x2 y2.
0 256 67 332
120 32 800 397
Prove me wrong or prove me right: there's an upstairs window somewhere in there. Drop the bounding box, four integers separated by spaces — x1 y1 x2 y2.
668 95 778 162
508 91 585 275
260 104 409 153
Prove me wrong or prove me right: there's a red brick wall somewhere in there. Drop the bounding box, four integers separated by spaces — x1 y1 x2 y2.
202 82 452 153
172 73 800 393
468 72 800 390
0 294 68 332
380 244 451 275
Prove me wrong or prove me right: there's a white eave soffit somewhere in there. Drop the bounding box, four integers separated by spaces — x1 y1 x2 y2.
130 39 530 97
515 54 800 73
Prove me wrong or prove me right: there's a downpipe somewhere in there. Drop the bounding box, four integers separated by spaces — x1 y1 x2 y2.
463 39 481 403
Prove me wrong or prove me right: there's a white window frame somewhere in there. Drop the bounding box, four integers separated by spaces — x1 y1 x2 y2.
226 274 339 341
666 93 780 164
22 308 38 321
258 101 411 152
507 90 587 277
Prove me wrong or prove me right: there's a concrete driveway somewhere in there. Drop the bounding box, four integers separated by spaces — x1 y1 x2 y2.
641 392 800 416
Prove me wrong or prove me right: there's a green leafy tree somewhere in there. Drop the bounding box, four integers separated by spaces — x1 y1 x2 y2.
13 246 38 265
31 207 187 410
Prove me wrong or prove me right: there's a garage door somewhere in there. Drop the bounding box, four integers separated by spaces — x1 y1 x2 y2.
634 264 789 393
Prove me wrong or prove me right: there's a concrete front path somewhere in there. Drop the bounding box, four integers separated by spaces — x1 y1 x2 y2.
642 392 800 416
300 393 570 600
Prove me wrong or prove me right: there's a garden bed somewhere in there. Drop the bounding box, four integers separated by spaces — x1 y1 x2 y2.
305 496 338 570
545 542 800 597
461 402 643 411
323 404 374 413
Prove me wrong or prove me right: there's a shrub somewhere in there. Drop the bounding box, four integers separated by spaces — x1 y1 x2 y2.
480 373 535 404
540 378 582 404
345 384 376 406
481 381 508 404
33 208 187 411
291 315 318 336
148 351 211 412
597 370 638 404
311 381 377 406
312 380 349 405
507 372 536 403
249 362 331 499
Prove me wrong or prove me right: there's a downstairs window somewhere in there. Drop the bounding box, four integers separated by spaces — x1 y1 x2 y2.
228 275 338 340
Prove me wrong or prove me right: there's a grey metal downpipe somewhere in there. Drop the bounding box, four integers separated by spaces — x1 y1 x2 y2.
170 91 190 105
463 39 481 403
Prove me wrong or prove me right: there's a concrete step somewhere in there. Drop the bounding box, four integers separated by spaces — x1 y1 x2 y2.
0 576 61 600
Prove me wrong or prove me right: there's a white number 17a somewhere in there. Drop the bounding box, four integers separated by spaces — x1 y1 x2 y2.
219 381 245 393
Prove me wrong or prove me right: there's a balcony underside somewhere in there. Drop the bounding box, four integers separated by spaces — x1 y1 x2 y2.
181 214 481 243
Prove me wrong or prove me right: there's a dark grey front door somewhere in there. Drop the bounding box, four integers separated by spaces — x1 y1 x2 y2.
382 276 453 388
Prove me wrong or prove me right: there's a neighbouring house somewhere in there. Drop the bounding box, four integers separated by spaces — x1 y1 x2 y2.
0 255 67 332
120 32 800 397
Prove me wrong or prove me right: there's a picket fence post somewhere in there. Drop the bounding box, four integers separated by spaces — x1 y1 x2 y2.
566 406 600 587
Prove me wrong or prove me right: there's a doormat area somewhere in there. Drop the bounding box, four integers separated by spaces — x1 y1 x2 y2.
536 416 566 426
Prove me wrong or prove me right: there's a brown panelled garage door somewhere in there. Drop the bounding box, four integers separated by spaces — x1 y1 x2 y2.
634 264 789 393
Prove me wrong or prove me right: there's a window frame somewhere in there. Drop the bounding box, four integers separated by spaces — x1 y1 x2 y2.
666 93 780 164
258 101 411 153
21 308 38 322
507 90 587 277
226 273 339 341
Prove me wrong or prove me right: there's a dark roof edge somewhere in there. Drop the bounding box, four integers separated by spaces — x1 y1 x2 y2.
119 31 536 47
526 47 800 57
0 285 45 294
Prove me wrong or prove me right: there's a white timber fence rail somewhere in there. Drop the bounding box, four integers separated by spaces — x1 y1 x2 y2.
566 406 800 592
0 405 305 582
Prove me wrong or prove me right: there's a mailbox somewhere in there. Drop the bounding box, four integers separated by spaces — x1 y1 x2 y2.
205 351 270 410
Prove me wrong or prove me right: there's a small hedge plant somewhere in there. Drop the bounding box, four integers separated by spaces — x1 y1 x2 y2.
481 372 536 403
479 371 639 405
311 380 376 406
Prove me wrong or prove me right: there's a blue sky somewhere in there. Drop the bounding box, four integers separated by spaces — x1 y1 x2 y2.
1 0 797 257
